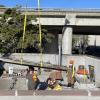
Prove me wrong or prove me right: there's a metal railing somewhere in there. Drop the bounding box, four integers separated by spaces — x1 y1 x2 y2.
1 7 100 13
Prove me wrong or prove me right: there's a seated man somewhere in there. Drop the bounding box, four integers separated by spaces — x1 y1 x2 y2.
26 67 40 90
46 78 62 91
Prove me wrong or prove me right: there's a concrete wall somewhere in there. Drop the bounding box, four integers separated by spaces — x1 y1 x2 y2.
95 36 100 46
32 17 65 26
32 16 100 26
76 18 100 26
62 27 72 54
88 35 96 46
4 53 59 65
1 53 100 87
88 35 100 46
2 53 85 67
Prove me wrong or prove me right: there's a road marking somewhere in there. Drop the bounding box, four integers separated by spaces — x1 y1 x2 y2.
15 90 18 96
33 91 36 96
87 90 91 96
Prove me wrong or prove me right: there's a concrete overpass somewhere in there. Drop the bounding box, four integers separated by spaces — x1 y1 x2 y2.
29 8 100 54
1 8 100 54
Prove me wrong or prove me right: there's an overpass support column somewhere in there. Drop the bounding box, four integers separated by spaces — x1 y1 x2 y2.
62 27 72 55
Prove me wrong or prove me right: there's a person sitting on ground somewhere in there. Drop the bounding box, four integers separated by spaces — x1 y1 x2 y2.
26 66 40 90
46 78 62 91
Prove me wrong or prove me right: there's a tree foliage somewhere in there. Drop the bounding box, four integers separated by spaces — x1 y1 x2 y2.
0 8 54 53
0 5 5 7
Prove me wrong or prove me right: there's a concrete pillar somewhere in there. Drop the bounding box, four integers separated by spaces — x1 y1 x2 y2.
58 34 62 66
62 27 72 54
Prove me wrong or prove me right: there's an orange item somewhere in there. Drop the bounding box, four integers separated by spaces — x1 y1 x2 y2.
77 69 88 75
32 71 37 81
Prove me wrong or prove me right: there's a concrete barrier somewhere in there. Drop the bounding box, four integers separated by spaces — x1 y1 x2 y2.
0 53 100 88
0 90 100 99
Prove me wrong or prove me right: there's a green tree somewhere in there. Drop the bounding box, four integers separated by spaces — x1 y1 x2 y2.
0 5 5 7
0 7 54 54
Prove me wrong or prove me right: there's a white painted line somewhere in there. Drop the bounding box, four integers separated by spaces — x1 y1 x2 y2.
87 90 91 97
33 91 36 96
15 90 18 96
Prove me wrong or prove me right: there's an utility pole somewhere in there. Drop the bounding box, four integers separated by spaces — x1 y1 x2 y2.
58 34 62 66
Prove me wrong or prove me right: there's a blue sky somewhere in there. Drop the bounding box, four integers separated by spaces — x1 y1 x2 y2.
0 0 100 9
